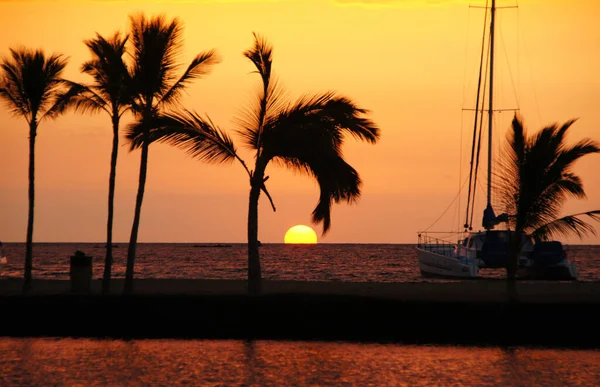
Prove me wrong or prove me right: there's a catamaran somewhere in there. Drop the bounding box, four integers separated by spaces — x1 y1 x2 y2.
415 0 578 280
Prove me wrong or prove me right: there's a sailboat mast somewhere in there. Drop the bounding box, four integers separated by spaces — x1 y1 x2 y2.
487 0 496 208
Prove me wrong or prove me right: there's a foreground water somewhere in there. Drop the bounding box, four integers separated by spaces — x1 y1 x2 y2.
1 338 599 386
2 243 600 282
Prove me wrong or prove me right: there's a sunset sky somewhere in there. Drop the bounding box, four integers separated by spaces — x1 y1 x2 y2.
0 0 599 244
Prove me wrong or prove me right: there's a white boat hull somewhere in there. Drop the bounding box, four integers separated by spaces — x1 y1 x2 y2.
416 247 478 278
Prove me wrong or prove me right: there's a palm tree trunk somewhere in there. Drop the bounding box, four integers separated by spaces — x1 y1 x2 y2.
125 141 149 294
247 172 264 295
23 122 36 293
102 116 120 294
506 232 521 303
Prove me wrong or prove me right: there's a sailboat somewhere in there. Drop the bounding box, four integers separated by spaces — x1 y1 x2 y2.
415 0 578 280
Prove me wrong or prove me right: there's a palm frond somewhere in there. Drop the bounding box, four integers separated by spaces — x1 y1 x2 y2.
79 31 132 115
124 118 147 148
60 81 110 115
234 75 288 151
320 96 380 143
497 113 600 238
0 84 28 119
262 92 380 153
269 149 361 234
531 210 600 241
126 109 240 167
124 106 160 146
129 13 184 106
30 52 69 120
160 50 219 106
46 81 86 115
312 155 362 232
237 32 279 152
510 113 526 162
243 32 272 89
550 139 600 178
40 81 92 120
0 47 68 122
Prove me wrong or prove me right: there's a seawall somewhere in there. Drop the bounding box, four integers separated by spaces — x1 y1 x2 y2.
1 279 599 348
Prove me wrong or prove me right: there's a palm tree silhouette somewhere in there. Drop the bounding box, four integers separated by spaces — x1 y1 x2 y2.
62 32 132 294
497 114 600 280
127 33 381 294
0 48 69 291
124 13 219 293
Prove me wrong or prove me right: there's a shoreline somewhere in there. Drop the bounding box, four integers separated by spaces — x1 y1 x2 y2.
2 279 599 348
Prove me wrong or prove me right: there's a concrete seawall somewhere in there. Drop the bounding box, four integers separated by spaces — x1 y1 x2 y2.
1 279 599 347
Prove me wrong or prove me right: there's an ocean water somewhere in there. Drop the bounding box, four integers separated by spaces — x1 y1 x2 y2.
1 243 600 282
1 338 599 386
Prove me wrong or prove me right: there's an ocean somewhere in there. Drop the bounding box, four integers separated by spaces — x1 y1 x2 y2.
1 339 599 386
2 242 600 281
2 243 600 386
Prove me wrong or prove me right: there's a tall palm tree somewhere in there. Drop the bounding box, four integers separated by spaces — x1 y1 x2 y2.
0 48 69 291
124 13 219 293
127 33 381 294
497 114 600 280
63 32 132 294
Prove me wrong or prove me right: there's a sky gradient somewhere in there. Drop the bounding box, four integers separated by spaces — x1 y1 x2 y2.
0 0 599 243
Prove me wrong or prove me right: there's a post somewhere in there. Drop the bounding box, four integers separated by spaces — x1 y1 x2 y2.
70 250 93 293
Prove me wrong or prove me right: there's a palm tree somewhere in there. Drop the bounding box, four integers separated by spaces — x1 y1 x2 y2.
0 48 69 291
497 114 600 280
124 13 219 293
63 32 132 294
127 33 381 294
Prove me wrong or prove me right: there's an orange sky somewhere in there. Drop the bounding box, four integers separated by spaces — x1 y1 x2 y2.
0 0 599 243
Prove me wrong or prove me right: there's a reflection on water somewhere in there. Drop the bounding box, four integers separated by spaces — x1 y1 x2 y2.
1 339 599 386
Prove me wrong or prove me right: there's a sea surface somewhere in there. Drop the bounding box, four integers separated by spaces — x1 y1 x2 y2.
1 242 600 282
1 339 599 386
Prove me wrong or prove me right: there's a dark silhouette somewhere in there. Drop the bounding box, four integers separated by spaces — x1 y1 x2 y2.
0 48 69 291
497 114 600 282
62 32 132 294
127 33 380 294
123 13 219 293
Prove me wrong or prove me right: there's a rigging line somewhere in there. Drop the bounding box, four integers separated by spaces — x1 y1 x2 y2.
498 12 520 109
461 4 473 110
464 0 490 229
423 177 471 233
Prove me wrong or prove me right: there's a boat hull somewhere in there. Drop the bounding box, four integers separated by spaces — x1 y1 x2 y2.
416 248 478 279
517 263 578 281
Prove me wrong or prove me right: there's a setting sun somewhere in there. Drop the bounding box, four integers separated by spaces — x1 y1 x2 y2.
284 225 318 244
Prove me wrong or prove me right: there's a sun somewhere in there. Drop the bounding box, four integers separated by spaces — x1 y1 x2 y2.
284 225 318 244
